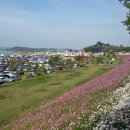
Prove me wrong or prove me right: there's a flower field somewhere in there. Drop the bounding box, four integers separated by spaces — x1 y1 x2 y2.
4 56 130 130
78 75 130 129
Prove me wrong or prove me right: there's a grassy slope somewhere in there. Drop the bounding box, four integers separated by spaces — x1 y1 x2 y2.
0 65 114 127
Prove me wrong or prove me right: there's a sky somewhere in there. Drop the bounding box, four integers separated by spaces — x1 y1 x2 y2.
0 0 129 49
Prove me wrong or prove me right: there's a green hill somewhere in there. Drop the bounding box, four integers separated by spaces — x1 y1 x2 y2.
8 46 58 52
84 42 130 53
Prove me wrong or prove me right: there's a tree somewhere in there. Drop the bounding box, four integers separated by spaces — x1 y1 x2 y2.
49 55 63 71
119 0 130 34
49 55 62 84
65 59 73 69
36 65 45 76
96 56 103 64
75 55 84 67
36 65 46 89
21 72 31 80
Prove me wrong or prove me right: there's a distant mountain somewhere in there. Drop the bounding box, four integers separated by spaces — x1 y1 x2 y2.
8 46 59 52
7 46 76 52
0 47 11 51
84 42 130 53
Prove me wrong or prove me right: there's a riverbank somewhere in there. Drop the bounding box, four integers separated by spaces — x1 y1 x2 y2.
3 56 130 129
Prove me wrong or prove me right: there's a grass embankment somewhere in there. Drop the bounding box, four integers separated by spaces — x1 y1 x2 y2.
0 64 115 127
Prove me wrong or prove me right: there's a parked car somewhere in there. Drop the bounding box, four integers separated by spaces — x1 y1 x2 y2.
44 69 51 74
29 72 37 77
0 73 17 83
0 77 5 84
0 67 4 72
6 76 17 82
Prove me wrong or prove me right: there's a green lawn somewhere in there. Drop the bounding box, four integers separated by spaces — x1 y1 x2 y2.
0 65 114 127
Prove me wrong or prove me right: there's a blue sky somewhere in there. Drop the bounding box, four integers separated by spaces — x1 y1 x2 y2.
0 0 129 49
